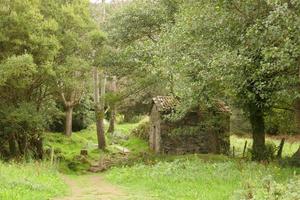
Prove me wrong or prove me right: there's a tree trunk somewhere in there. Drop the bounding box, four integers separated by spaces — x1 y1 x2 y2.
33 136 44 160
17 135 27 156
108 76 117 133
94 67 106 149
65 106 73 137
108 108 115 133
295 58 300 133
295 98 300 133
8 133 17 157
248 103 266 161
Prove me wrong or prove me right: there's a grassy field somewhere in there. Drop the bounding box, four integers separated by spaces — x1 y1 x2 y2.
106 155 300 200
0 162 66 200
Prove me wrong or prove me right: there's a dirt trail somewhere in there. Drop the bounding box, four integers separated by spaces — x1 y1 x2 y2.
54 174 129 200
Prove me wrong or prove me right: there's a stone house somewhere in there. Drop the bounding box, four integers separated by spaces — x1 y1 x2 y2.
149 96 230 154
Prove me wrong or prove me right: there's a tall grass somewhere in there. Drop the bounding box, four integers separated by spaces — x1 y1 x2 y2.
0 162 66 200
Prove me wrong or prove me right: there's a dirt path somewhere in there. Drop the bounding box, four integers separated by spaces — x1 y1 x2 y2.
53 174 129 200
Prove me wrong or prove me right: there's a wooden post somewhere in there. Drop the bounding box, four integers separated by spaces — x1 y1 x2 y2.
243 140 248 158
276 138 285 159
50 146 54 166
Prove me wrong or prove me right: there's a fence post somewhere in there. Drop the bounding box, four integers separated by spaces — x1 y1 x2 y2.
243 140 248 158
277 138 285 159
50 146 54 166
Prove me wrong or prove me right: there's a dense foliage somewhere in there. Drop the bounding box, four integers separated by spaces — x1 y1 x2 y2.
0 0 104 159
106 0 300 160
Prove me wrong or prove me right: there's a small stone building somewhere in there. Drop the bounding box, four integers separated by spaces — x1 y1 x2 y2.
149 96 230 154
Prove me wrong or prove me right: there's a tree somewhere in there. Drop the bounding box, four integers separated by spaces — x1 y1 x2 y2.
0 0 60 158
157 0 300 160
57 57 91 136
41 0 102 136
108 0 300 160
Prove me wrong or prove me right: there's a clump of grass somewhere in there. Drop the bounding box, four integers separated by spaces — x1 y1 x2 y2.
106 155 300 200
0 162 66 200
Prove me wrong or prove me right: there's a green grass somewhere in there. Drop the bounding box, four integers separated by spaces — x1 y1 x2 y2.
0 162 66 200
105 155 300 200
44 122 146 173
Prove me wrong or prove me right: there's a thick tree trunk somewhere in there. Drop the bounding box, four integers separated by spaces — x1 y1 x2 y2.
248 104 266 161
95 110 106 149
294 98 300 133
94 67 106 149
65 106 73 137
295 58 300 133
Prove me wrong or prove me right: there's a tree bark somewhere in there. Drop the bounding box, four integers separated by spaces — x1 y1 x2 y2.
65 106 73 137
248 103 266 161
94 67 106 149
108 108 115 133
295 58 300 133
295 99 300 133
108 76 117 133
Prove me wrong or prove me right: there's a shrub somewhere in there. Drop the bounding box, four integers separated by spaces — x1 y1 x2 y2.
131 118 150 140
250 142 277 161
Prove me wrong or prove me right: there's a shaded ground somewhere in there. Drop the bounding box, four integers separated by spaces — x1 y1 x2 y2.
54 174 129 200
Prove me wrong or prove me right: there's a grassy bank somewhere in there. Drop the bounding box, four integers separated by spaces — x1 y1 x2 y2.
0 162 66 200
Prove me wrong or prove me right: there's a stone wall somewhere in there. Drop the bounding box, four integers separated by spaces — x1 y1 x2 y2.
159 116 230 155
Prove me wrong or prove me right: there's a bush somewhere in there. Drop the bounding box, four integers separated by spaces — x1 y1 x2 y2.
250 142 277 161
131 118 150 140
